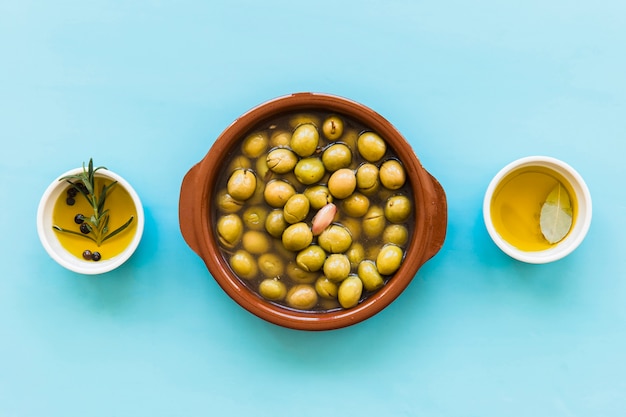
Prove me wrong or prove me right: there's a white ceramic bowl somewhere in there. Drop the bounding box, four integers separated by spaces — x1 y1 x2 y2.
483 156 592 264
37 167 144 274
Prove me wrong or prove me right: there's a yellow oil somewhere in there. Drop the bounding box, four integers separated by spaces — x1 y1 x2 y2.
52 178 137 260
490 167 577 251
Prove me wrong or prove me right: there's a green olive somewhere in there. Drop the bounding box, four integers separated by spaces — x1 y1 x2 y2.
283 193 310 224
322 115 344 140
248 176 267 205
227 155 252 172
376 187 395 204
267 148 298 174
258 278 287 301
286 284 318 310
362 206 386 238
227 168 257 201
273 237 297 260
384 195 412 223
356 163 380 195
383 224 409 246
281 222 313 251
345 242 365 269
379 159 406 190
290 123 319 157
357 132 387 162
319 298 341 311
217 214 243 248
296 245 327 272
366 244 383 261
322 143 352 172
229 250 258 280
327 168 356 199
264 179 296 208
323 254 351 282
270 130 291 147
280 172 303 191
289 114 321 129
242 205 268 231
216 189 243 213
338 275 363 308
341 128 358 151
376 244 404 275
255 156 270 179
340 192 370 217
294 157 325 185
304 185 333 210
286 262 317 284
340 217 362 241
242 132 269 158
258 253 285 278
265 209 288 238
357 260 384 292
315 276 338 299
318 224 353 254
242 230 271 254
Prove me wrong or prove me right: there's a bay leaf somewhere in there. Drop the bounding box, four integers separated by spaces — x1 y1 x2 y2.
539 183 573 244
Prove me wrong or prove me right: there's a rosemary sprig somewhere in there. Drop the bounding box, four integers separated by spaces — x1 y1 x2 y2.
52 158 134 246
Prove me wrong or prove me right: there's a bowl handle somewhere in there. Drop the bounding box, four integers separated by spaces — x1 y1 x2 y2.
423 173 447 261
179 163 203 256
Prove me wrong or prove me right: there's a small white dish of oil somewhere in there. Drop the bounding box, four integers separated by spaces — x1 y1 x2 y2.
37 165 144 275
483 156 592 264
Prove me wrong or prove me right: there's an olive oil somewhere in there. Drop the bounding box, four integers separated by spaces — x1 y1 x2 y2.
52 177 138 260
490 166 577 251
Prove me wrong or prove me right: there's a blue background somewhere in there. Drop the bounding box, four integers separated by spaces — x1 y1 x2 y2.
2 1 625 416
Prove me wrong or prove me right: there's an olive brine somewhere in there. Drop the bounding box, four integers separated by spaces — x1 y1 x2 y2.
214 111 414 312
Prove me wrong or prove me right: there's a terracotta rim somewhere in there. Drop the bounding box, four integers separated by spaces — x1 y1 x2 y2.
179 92 447 330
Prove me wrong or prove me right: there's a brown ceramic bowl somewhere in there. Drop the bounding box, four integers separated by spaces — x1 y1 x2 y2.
179 92 447 331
